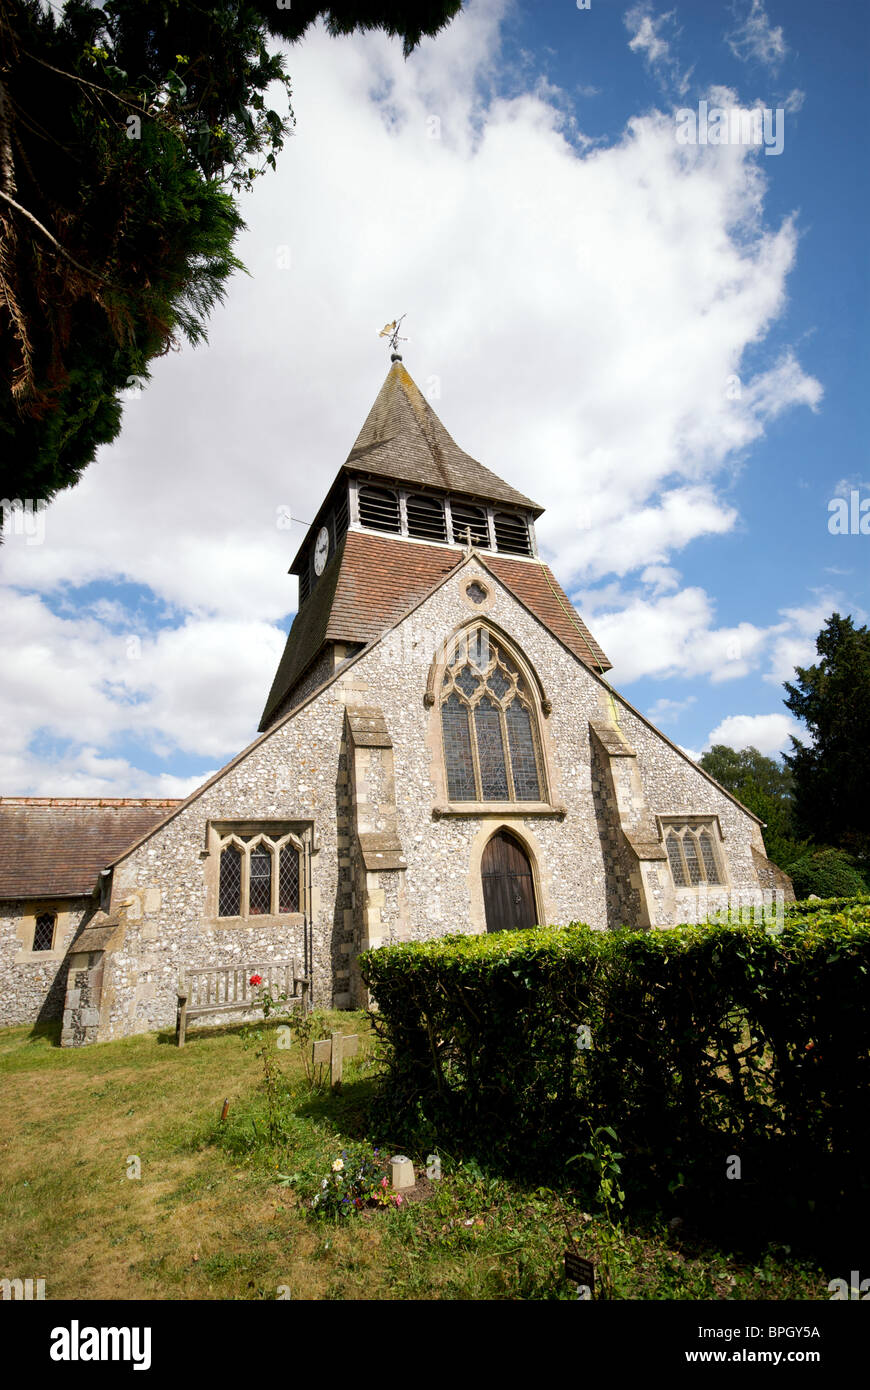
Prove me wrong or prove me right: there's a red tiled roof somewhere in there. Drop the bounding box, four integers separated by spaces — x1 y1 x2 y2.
259 532 610 729
0 799 182 899
485 554 611 673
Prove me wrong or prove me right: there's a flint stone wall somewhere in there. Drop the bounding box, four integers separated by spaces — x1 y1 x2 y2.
94 556 773 1039
0 898 93 1027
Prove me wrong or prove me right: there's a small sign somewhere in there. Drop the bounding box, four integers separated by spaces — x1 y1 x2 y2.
564 1251 594 1298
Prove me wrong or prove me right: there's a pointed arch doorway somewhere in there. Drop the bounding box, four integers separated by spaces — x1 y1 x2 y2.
481 829 538 933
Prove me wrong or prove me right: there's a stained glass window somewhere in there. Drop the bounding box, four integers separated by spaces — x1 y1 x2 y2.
249 846 272 914
475 697 509 799
440 628 545 803
442 694 476 801
455 667 481 699
487 667 510 699
219 844 243 916
279 844 300 913
505 703 541 800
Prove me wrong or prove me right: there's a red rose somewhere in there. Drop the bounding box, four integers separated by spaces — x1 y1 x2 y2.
249 974 262 986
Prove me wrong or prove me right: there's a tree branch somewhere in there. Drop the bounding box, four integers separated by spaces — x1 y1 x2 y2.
0 187 121 286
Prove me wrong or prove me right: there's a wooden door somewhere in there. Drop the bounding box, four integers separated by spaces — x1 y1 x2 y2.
481 830 537 933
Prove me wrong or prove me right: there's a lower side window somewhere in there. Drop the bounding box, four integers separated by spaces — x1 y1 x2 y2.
33 913 56 951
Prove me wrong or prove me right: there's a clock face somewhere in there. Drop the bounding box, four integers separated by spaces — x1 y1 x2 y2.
313 525 330 576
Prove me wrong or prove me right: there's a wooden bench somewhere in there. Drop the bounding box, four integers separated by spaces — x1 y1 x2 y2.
176 960 310 1046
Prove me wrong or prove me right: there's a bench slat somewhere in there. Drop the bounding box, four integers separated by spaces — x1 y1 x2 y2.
176 960 309 1045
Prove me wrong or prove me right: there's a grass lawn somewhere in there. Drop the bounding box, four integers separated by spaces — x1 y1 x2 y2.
0 1013 829 1301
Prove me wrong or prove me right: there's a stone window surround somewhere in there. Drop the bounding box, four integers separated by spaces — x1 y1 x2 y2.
202 821 310 928
13 900 75 964
426 618 564 818
654 814 731 890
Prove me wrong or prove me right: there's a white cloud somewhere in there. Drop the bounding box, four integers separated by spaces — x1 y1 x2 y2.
587 585 771 684
726 1 788 70
706 712 800 756
0 0 823 791
647 695 697 724
625 4 693 95
0 587 284 792
582 580 859 690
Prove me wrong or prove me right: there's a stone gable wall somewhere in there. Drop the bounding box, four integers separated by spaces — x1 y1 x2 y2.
76 557 772 1040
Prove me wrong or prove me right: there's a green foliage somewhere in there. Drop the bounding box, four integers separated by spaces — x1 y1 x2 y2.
0 0 461 500
360 907 870 1243
699 744 804 871
786 848 868 900
699 744 794 801
308 1143 403 1217
784 613 870 863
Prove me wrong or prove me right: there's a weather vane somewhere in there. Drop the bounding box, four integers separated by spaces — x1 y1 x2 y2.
378 314 408 359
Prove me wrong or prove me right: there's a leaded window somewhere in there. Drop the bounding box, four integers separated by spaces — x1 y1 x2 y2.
218 844 243 916
440 629 545 802
663 822 724 888
33 912 56 951
249 846 272 914
217 834 303 918
279 844 300 914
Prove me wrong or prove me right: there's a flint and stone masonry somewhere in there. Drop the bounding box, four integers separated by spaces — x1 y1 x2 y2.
0 362 790 1043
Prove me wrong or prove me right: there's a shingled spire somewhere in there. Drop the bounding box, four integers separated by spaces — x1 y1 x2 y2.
343 360 542 512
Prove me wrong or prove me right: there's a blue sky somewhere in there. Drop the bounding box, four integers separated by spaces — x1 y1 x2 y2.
1 0 867 793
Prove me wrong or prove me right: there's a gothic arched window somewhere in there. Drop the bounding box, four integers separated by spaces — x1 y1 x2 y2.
440 629 545 802
664 823 723 888
217 834 302 918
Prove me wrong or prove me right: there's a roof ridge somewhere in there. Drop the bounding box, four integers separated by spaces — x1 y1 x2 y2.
0 797 183 806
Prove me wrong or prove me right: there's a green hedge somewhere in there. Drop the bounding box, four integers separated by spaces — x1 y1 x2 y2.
360 906 870 1231
786 850 868 900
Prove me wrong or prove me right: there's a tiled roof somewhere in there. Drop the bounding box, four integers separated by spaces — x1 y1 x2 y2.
259 532 461 728
484 554 611 673
344 362 542 513
0 799 182 899
259 532 610 729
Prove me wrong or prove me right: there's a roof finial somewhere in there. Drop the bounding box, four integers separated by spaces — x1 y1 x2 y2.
378 314 408 362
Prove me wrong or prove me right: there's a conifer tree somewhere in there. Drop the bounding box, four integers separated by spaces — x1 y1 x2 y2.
783 613 870 863
0 0 461 502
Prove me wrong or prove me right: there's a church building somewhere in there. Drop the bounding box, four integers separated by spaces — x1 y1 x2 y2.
0 358 791 1044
